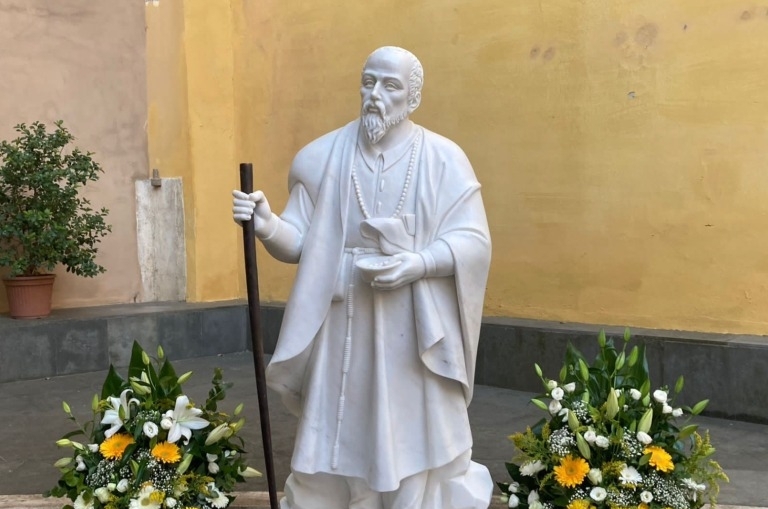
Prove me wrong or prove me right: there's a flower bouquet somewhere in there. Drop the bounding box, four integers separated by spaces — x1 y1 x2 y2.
499 330 728 509
45 342 261 509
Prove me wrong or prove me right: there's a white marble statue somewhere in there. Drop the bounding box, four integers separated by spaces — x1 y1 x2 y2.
232 46 493 509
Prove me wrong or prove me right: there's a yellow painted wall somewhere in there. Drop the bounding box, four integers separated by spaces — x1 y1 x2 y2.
151 1 768 335
0 1 147 312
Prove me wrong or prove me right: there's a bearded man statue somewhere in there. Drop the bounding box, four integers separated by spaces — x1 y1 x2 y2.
233 46 493 509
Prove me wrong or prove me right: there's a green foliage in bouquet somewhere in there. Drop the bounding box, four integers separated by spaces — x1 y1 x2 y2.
499 330 728 509
45 342 261 509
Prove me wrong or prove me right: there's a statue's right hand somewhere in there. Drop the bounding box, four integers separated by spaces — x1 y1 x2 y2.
232 190 273 236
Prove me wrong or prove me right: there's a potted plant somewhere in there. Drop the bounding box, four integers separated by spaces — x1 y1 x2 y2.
0 120 111 319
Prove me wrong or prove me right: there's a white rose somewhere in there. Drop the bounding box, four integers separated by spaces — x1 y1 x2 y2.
165 497 177 508
508 481 519 494
107 483 116 492
520 460 545 476
74 493 93 509
636 431 652 445
76 461 86 472
529 502 544 509
551 387 565 401
116 479 129 493
94 487 111 503
672 407 683 417
584 430 597 443
160 417 173 430
549 399 562 415
629 388 642 400
653 389 668 404
143 421 159 438
614 388 622 398
564 382 576 393
527 490 539 503
546 380 558 390
208 462 220 474
590 487 607 502
88 443 100 453
507 494 519 508
595 435 610 448
588 468 602 485
640 491 653 503
662 404 673 414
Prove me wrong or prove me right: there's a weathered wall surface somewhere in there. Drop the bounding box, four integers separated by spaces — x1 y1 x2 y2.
152 1 768 335
0 1 147 311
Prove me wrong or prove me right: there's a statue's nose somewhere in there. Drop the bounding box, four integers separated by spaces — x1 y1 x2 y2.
371 82 382 99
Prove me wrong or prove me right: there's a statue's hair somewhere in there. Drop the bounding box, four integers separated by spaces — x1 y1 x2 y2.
363 46 424 108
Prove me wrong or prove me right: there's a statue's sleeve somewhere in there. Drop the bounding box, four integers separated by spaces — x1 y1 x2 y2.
260 137 329 263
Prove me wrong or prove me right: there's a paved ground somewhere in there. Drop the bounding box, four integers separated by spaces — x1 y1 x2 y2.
0 352 764 507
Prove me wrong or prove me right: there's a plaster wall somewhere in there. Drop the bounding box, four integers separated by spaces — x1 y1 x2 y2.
151 1 768 336
0 0 147 312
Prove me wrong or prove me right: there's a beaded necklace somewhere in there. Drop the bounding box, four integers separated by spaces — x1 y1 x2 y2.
351 129 422 219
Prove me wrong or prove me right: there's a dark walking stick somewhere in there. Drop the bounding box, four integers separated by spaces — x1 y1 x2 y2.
239 163 279 509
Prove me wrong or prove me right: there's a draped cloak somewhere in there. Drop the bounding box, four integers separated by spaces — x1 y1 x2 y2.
265 119 491 492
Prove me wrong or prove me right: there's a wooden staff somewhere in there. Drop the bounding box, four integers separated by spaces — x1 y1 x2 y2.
239 163 279 509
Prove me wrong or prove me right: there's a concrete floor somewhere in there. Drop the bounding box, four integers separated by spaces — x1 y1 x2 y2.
0 352 765 507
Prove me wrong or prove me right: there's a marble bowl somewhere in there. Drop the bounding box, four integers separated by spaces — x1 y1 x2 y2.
355 255 401 283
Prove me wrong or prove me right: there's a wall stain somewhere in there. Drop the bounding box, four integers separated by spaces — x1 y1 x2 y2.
740 10 753 20
530 46 540 58
635 23 658 49
542 47 556 61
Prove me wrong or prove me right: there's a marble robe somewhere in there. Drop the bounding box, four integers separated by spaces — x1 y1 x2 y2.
265 119 492 492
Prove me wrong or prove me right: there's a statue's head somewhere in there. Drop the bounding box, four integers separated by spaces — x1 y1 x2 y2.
360 46 423 145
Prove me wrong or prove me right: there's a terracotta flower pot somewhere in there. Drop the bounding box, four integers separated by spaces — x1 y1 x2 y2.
2 274 56 319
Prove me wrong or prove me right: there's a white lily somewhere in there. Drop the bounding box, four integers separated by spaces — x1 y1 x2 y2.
101 389 139 438
163 395 210 443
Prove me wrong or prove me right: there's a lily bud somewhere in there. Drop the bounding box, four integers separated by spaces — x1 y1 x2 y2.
638 408 653 434
234 403 244 416
130 380 151 396
176 371 193 385
567 409 580 432
62 401 72 415
54 457 73 468
204 423 233 446
615 352 625 371
576 432 591 460
627 346 639 367
176 454 193 474
56 439 73 448
605 388 619 420
230 417 246 433
157 345 165 359
239 466 262 478
91 394 100 413
141 351 151 366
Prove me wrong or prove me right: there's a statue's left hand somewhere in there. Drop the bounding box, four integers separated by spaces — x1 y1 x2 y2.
371 252 426 290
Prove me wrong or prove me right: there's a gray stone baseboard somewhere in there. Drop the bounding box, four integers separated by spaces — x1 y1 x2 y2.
1 301 766 423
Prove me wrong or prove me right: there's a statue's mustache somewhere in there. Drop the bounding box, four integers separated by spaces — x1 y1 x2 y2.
363 100 386 117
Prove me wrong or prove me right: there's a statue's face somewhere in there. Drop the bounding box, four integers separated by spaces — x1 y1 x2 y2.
360 49 411 144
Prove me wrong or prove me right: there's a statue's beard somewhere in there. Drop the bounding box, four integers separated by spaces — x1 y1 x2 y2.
361 101 408 145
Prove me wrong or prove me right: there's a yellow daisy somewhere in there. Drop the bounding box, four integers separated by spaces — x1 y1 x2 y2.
567 500 595 509
99 433 135 460
554 455 590 488
152 441 182 464
644 445 674 473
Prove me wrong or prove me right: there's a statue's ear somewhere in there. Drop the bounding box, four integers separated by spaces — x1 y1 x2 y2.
408 91 422 113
